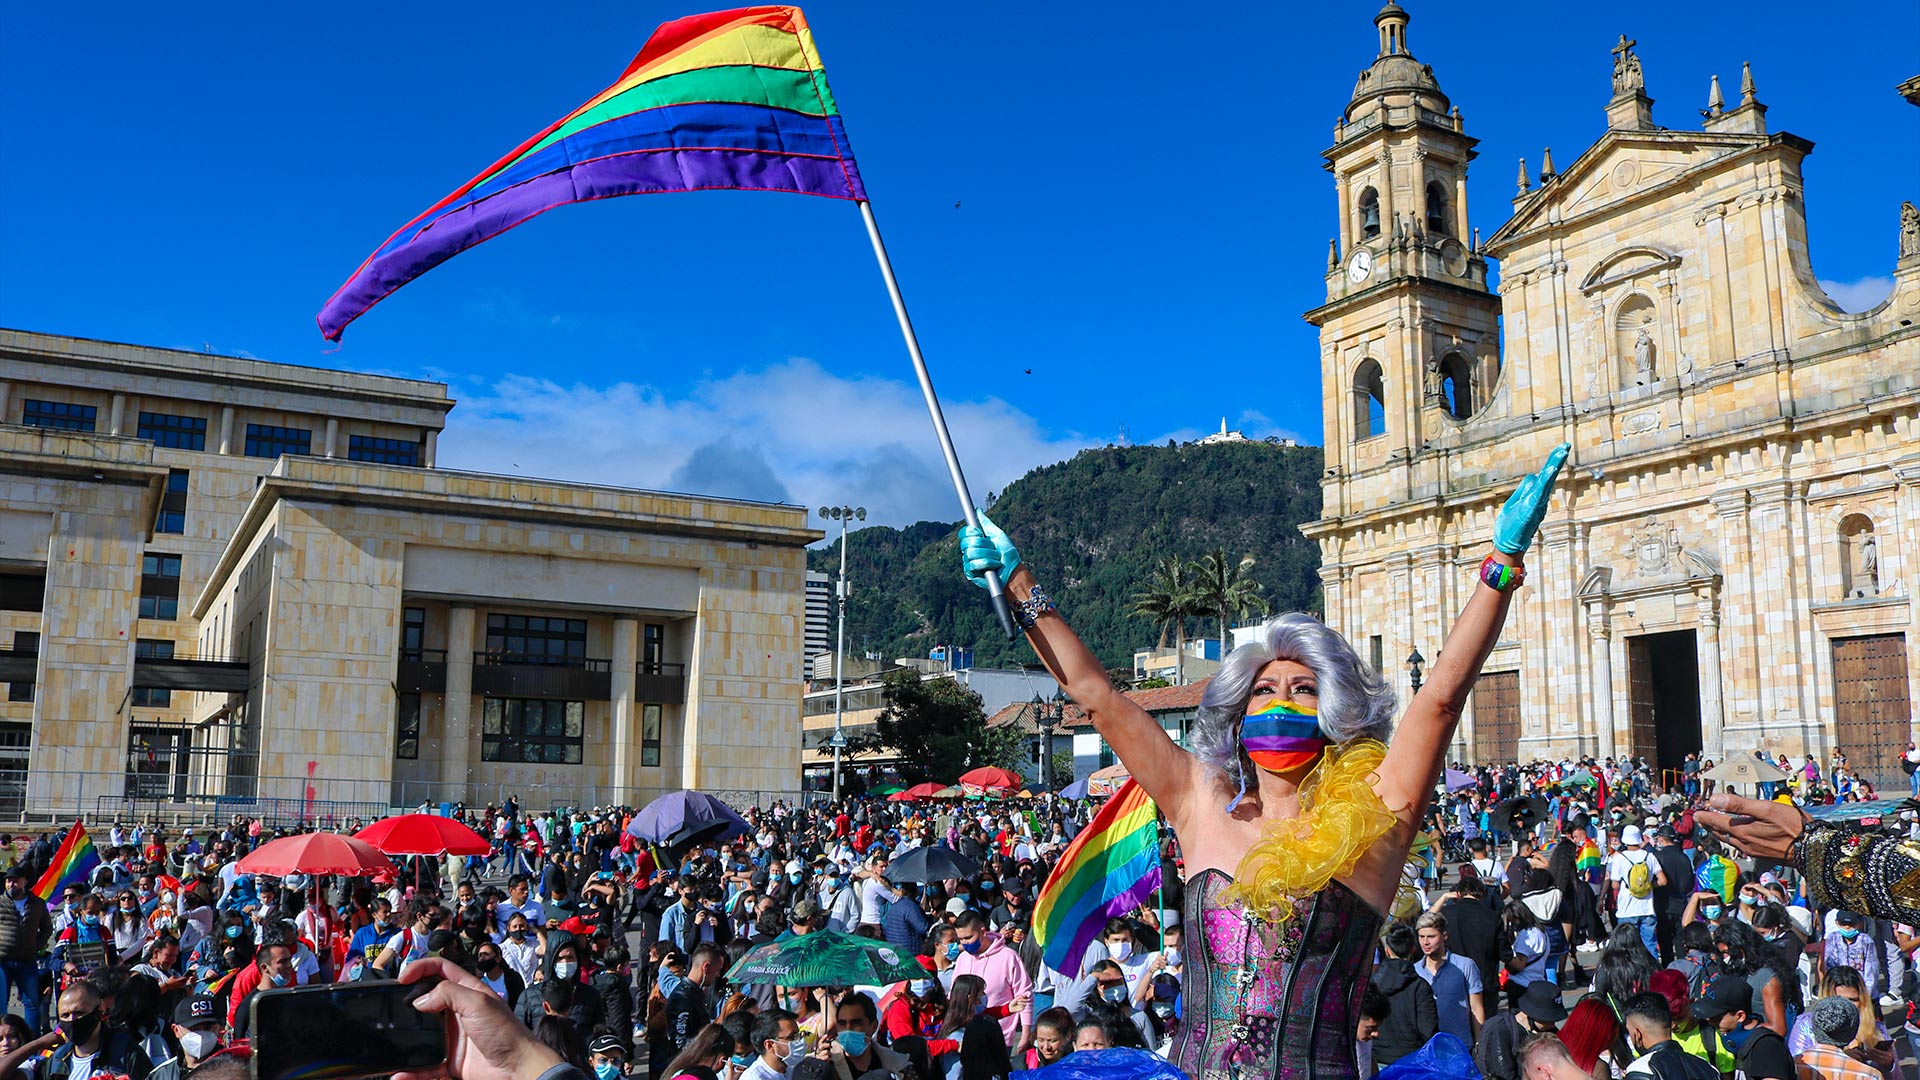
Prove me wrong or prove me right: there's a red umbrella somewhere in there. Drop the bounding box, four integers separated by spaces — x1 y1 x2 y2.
236 833 396 877
957 767 1023 791
355 814 492 857
891 782 946 802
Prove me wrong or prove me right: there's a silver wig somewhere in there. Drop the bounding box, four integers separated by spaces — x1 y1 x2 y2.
1189 613 1399 777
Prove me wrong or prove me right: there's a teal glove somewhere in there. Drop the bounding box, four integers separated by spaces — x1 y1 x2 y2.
1492 442 1572 555
957 511 1020 591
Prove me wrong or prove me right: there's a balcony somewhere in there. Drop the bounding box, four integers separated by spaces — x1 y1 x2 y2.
132 649 250 694
636 661 688 705
397 649 447 693
471 652 611 701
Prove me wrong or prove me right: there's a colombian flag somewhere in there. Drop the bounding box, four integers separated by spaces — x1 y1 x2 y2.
32 821 100 901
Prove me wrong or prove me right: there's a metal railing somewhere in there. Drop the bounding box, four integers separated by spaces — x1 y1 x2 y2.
473 652 611 672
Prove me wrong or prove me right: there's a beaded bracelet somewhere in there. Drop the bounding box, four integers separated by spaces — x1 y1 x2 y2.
1015 587 1056 631
1479 554 1526 592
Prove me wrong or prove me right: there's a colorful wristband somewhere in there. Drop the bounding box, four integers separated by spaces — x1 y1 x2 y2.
1479 554 1526 592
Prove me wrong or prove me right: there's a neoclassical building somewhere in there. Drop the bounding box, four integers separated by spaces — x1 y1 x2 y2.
1304 5 1920 784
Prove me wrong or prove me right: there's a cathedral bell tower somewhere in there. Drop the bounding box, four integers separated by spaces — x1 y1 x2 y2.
1305 2 1502 502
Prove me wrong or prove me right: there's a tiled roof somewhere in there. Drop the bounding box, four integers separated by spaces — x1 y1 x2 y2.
986 677 1212 731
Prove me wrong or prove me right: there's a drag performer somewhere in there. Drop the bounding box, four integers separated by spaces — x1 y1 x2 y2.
1697 794 1920 923
958 444 1570 1080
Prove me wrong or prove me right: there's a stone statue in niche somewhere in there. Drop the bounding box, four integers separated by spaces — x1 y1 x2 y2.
1633 325 1657 384
1856 533 1880 597
1902 201 1919 259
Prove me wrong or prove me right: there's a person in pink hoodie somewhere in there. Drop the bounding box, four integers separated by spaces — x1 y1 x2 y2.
952 910 1033 1045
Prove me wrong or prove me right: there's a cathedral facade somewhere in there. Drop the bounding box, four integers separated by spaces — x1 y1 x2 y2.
1304 4 1920 784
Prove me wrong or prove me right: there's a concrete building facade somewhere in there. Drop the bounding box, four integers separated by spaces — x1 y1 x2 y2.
0 329 812 821
1304 7 1920 785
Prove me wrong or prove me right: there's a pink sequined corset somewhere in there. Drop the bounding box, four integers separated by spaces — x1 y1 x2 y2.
1166 868 1383 1080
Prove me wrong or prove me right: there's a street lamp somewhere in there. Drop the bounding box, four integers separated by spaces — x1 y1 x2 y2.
820 504 866 803
1031 688 1067 791
1406 647 1426 692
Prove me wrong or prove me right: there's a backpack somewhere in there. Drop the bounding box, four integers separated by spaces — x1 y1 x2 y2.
1625 852 1654 898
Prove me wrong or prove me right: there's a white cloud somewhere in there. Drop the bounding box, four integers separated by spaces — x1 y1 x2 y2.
433 358 1095 528
1818 276 1895 313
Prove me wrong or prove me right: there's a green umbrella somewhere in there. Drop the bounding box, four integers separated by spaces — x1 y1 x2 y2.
1561 773 1597 789
871 784 907 796
726 930 927 987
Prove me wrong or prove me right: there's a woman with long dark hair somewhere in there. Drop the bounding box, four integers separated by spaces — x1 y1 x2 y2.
938 975 1013 1080
660 1023 734 1080
1590 923 1655 1006
1713 920 1795 1035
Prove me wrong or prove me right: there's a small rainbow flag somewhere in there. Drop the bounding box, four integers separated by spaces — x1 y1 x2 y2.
1695 854 1739 904
318 5 866 340
1033 779 1161 978
32 821 100 901
1576 839 1604 874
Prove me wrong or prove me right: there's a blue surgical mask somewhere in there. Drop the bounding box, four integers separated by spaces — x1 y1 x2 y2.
836 1031 869 1056
1840 928 1861 941
1102 985 1127 1004
962 939 982 954
945 943 961 961
1702 906 1723 921
594 1064 622 1080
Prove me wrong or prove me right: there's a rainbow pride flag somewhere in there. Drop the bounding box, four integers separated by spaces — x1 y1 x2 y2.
1695 854 1739 904
32 821 100 901
319 5 866 340
1034 780 1161 978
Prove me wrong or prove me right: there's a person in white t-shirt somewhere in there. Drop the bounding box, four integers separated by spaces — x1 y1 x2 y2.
857 855 897 928
1606 825 1665 960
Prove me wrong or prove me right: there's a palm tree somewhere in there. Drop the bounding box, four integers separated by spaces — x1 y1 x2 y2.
1131 556 1203 682
1194 549 1263 659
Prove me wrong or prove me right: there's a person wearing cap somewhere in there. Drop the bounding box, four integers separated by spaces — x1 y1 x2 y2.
1694 974 1793 1080
0 863 51 1031
167 995 227 1074
1793 996 1880 1080
1821 912 1881 996
1473 981 1566 1080
1608 825 1665 961
588 1033 630 1080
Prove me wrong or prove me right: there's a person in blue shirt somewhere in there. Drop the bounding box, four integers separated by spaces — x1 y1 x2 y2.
345 898 397 971
1414 911 1484 1047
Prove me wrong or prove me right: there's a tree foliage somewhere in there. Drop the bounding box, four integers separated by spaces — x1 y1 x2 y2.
810 441 1325 668
869 669 1025 784
1193 548 1264 656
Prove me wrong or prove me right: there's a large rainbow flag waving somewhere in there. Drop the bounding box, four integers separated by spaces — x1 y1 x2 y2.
1033 780 1162 978
1694 853 1739 904
318 5 865 341
32 821 100 901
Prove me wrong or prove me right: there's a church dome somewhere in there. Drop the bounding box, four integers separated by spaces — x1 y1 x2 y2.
1345 2 1452 117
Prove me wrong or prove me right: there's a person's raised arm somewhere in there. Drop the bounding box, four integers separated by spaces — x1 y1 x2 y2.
959 517 1192 809
1374 445 1569 819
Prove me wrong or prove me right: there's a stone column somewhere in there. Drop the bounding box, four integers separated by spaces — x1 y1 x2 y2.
1696 589 1727 759
108 394 127 436
1377 149 1396 243
1454 166 1471 245
217 407 236 455
1588 604 1616 760
0 382 11 423
1336 173 1352 252
443 605 476 803
608 617 639 799
323 418 340 458
422 430 439 469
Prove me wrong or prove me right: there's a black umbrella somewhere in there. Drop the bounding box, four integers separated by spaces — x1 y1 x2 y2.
884 845 979 884
1493 795 1550 832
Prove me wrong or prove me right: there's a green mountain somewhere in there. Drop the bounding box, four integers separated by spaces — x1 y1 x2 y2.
810 441 1326 670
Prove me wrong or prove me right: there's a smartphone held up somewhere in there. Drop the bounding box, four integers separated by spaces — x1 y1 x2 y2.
250 979 448 1080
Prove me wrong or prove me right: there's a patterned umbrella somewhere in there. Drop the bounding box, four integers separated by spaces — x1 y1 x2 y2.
727 930 927 987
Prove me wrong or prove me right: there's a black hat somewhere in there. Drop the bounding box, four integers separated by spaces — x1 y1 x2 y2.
1693 974 1754 1021
174 995 222 1028
2 863 27 880
587 1034 625 1056
1515 981 1567 1024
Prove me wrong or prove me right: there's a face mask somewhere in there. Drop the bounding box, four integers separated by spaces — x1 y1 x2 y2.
60 1010 101 1046
226 925 244 939
1702 906 1723 921
555 961 579 979
1229 699 1327 810
268 970 291 987
1722 1025 1754 1051
3 884 20 899
1108 941 1132 961
479 956 501 972
508 929 525 940
1164 947 1183 967
945 943 961 961
909 979 934 995
1840 928 1861 941
835 1031 869 1056
595 1064 623 1080
981 881 997 892
178 1030 218 1059
729 1055 753 1069
1102 985 1127 1004
1151 1002 1175 1019
961 939 982 954
788 873 803 884
784 1038 809 1067
138 889 153 899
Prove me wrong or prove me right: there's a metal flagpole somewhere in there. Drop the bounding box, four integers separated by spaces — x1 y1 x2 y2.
858 200 1020 640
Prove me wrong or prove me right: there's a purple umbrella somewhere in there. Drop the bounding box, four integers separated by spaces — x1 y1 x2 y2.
1444 768 1479 793
626 791 750 848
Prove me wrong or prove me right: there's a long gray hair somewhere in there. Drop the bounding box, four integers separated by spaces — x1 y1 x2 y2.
1188 613 1398 779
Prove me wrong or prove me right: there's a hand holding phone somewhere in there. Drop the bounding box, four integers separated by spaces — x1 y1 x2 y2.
392 957 563 1080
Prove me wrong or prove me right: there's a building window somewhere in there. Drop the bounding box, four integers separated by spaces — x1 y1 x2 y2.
1353 359 1387 439
131 639 174 708
643 624 665 672
1369 635 1384 676
485 614 588 666
641 703 662 767
1358 187 1381 240
1438 353 1474 419
22 400 96 432
137 412 207 450
348 435 420 466
481 698 584 764
402 607 426 658
244 424 311 459
154 470 189 534
7 633 36 703
396 693 421 759
1098 742 1115 770
0 574 44 613
1425 181 1451 236
139 553 182 621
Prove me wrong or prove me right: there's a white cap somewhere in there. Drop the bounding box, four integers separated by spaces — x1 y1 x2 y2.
1621 825 1643 846
785 860 804 874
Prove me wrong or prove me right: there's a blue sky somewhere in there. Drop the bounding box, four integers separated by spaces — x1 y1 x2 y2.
2 2 1914 525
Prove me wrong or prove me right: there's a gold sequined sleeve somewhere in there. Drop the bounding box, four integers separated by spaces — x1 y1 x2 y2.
1799 823 1920 924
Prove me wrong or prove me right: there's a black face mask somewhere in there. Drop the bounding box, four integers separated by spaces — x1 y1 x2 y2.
62 1010 102 1046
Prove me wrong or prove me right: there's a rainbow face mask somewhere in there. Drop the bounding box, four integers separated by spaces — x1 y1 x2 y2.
1240 699 1329 775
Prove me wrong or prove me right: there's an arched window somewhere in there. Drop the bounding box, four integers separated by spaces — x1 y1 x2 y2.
1839 514 1881 598
1353 359 1386 439
1358 188 1381 240
1425 181 1451 236
1438 352 1473 419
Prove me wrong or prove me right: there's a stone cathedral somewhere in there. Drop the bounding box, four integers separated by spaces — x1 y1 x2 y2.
1304 3 1920 783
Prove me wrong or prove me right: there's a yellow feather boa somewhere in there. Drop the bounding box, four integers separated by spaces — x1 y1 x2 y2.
1222 738 1396 920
